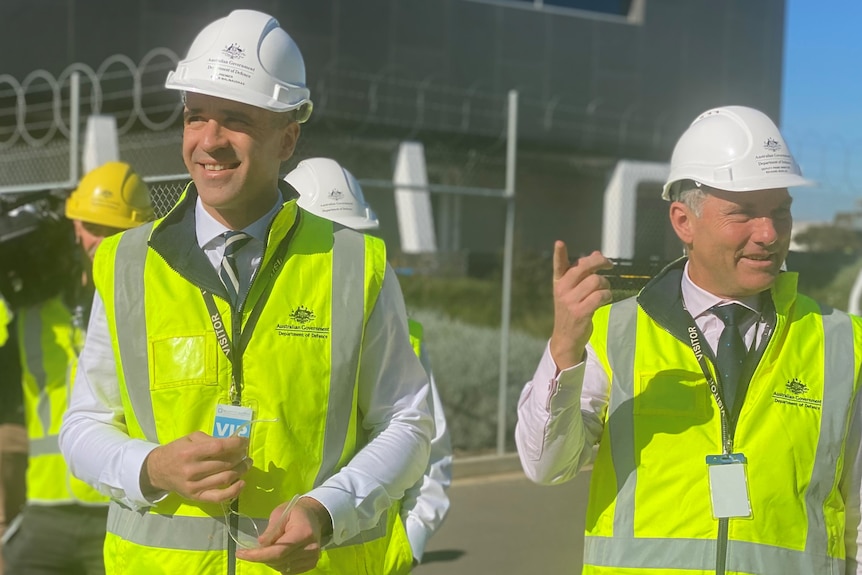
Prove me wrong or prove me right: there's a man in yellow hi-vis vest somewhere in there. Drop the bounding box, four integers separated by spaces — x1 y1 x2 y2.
0 292 26 575
285 157 453 570
60 9 432 575
516 105 862 574
0 296 9 347
2 162 153 574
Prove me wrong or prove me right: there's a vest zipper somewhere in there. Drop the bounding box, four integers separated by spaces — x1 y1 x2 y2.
228 298 242 575
716 518 729 575
715 357 732 575
227 511 238 575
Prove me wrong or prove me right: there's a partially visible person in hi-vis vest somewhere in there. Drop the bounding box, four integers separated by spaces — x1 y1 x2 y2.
285 157 453 570
848 267 862 317
515 105 862 574
0 290 26 575
59 9 433 575
2 162 153 575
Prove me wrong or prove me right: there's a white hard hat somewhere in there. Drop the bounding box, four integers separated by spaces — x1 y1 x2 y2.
165 9 313 122
662 105 813 200
285 158 379 230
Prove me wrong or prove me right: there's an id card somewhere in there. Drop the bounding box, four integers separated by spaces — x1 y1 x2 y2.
213 404 253 438
706 453 752 519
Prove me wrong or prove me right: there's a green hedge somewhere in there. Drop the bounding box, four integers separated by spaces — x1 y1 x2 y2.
407 309 546 453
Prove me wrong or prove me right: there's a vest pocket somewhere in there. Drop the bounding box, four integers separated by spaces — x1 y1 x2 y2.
151 335 217 389
634 370 712 420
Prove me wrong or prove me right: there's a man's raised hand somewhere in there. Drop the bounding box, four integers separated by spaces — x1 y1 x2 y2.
550 241 614 370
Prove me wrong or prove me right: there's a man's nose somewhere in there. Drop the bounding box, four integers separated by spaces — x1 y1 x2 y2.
753 217 779 245
200 119 228 150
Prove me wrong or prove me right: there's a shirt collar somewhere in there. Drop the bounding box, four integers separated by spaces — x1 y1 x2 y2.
195 194 282 249
681 261 761 319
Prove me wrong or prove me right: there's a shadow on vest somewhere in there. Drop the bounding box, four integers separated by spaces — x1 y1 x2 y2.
586 372 715 528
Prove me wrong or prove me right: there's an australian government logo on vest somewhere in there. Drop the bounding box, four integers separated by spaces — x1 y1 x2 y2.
276 305 330 340
772 378 821 411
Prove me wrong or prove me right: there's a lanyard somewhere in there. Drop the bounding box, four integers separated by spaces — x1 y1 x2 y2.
686 322 731 429
684 308 770 454
201 212 300 404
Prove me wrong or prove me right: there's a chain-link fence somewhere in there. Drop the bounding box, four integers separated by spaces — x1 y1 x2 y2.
146 178 186 217
0 51 538 453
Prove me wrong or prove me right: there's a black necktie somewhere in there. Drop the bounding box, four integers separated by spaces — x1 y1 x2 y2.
711 303 751 410
219 231 252 306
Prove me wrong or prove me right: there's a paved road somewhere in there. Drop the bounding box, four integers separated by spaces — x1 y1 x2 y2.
415 460 590 574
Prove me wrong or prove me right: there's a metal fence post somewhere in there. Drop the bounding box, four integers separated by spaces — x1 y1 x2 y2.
497 89 518 455
69 71 80 185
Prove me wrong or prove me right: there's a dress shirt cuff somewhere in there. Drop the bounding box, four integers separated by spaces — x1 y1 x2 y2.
118 439 166 509
304 486 353 545
405 515 431 563
542 343 586 409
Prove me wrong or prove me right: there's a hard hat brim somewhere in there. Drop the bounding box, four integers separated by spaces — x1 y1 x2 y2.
166 74 312 121
661 173 816 200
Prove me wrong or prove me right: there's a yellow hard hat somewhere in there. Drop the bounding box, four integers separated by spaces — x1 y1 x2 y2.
66 161 154 229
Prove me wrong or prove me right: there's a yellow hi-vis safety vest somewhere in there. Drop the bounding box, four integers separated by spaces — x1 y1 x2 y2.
583 271 862 575
92 197 412 575
17 297 108 505
407 319 423 358
0 295 10 346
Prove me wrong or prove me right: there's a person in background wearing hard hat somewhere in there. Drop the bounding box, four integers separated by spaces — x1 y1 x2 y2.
285 157 452 569
60 10 432 575
0 292 26 575
2 162 153 575
0 296 9 348
516 105 862 574
65 161 156 328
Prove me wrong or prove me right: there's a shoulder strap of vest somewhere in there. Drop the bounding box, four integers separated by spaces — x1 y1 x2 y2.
111 222 159 443
312 223 369 488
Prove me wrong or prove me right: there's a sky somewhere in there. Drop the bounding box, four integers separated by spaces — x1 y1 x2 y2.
781 0 862 223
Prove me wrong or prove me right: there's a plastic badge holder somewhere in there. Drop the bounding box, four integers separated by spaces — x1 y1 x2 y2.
222 417 301 550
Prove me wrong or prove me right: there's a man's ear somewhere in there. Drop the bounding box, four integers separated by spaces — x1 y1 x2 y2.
669 201 695 245
72 218 84 245
279 121 301 162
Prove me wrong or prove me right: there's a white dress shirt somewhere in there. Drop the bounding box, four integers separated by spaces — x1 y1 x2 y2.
59 196 434 546
515 264 862 573
402 341 452 563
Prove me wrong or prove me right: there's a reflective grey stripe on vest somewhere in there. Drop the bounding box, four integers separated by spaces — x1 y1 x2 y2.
29 435 60 456
585 536 843 574
605 298 638 538
21 307 58 452
113 223 158 442
107 500 387 551
805 306 856 556
313 225 367 489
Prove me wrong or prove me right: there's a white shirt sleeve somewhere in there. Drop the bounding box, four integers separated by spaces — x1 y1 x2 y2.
59 292 162 509
305 264 434 545
400 345 452 563
515 342 609 485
